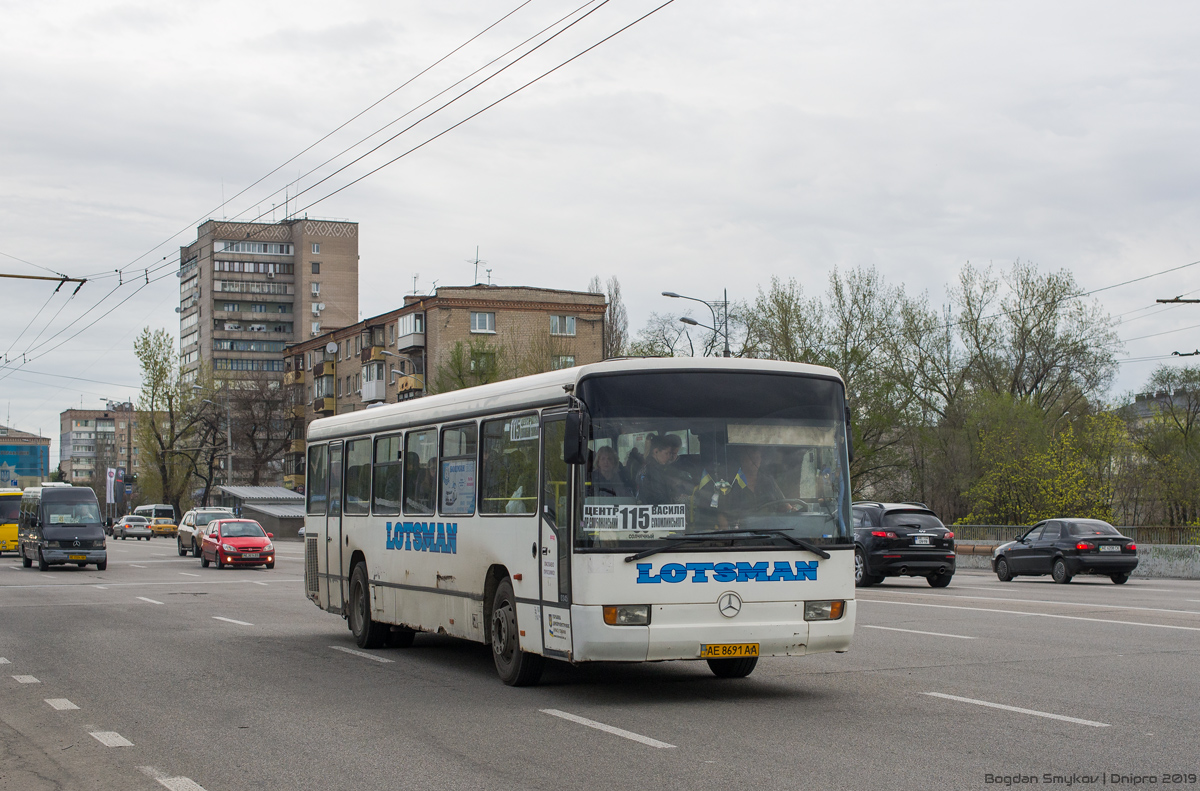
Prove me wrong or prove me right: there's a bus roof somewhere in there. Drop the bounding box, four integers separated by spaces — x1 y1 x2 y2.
307 357 844 442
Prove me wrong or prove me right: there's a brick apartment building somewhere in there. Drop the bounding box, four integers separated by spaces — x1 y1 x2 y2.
178 218 359 384
280 284 607 491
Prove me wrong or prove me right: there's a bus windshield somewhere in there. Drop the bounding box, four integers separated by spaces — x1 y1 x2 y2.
576 371 852 550
44 502 102 525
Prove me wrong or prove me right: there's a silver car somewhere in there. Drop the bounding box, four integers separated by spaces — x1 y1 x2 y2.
113 515 153 540
176 507 234 557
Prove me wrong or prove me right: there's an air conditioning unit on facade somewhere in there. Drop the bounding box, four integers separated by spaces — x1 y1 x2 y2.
267 271 275 278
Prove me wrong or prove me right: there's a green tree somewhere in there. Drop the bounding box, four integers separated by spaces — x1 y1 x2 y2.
433 337 509 394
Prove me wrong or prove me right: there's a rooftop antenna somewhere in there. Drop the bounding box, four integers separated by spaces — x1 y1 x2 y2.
467 246 486 284
412 274 419 295
486 268 493 285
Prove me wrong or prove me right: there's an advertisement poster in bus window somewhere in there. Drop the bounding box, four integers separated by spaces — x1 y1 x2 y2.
441 460 476 515
582 503 685 539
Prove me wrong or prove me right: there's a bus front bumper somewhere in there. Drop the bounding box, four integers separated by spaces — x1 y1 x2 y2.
41 548 108 565
571 600 856 662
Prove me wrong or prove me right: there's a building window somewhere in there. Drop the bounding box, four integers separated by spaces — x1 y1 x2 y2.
222 302 239 312
470 312 495 333
251 304 266 313
552 355 576 370
550 315 576 336
337 377 343 397
312 262 320 274
356 373 361 393
312 243 321 254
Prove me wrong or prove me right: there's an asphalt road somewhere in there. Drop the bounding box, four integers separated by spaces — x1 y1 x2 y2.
3 540 1199 791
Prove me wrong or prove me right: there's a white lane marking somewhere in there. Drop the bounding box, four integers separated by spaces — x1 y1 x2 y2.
252 581 268 586
137 596 164 605
7 566 20 570
859 598 1200 632
90 731 134 747
94 586 107 590
45 698 79 710
0 578 303 590
330 645 394 663
540 709 676 749
140 765 209 791
924 692 1110 728
862 624 975 639
0 657 9 664
12 675 39 684
880 589 1200 617
179 572 201 577
130 564 147 568
212 616 253 626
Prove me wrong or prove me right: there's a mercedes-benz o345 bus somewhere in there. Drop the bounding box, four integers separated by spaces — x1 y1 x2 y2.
303 358 856 685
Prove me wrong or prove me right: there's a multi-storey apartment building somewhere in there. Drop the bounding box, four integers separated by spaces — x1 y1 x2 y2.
178 218 359 383
58 402 139 487
0 425 51 488
280 284 607 491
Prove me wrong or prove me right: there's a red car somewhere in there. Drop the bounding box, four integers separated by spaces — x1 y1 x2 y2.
200 519 275 569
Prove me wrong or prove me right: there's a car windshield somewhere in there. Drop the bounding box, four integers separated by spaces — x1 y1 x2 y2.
575 371 851 550
45 502 102 525
221 521 265 538
1068 522 1121 537
195 512 229 527
1 498 21 522
882 512 945 530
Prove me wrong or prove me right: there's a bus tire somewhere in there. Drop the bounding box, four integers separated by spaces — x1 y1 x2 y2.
37 549 49 572
22 546 32 568
491 577 543 686
96 560 107 571
349 563 389 649
707 656 758 678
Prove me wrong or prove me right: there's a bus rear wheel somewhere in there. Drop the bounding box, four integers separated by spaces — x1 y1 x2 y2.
349 563 389 649
491 577 543 687
707 656 758 678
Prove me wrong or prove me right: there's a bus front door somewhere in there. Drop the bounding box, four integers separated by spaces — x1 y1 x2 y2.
540 416 573 658
325 441 344 615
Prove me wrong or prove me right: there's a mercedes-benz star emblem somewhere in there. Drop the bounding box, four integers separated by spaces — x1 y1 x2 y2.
73 540 80 547
717 592 742 618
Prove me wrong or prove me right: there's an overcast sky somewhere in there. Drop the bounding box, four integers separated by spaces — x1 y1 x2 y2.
3 0 1200 462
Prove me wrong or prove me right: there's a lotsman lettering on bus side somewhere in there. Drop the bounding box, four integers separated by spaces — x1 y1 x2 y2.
385 522 457 554
635 560 818 583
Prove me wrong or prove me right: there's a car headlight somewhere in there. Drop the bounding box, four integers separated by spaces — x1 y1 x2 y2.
602 605 650 625
803 600 845 621
264 542 274 552
222 543 236 552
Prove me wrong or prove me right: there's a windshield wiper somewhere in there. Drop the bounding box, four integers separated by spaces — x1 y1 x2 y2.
624 529 831 563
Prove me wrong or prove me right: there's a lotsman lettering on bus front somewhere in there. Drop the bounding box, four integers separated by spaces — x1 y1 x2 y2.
635 560 818 583
385 522 457 554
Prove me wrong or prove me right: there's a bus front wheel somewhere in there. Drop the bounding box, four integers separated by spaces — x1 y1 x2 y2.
349 563 389 649
707 656 758 678
491 577 544 687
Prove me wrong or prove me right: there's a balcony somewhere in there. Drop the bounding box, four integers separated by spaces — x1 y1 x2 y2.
362 379 387 403
397 332 424 350
289 438 306 454
313 397 336 416
284 473 305 491
360 345 385 363
291 404 306 419
283 369 305 386
395 374 425 396
312 361 335 378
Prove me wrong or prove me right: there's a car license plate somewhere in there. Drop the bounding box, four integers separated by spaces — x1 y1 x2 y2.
914 536 931 545
242 552 260 558
1100 545 1120 552
68 554 86 560
700 643 759 658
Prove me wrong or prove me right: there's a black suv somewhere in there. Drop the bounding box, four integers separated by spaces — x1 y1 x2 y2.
851 502 956 588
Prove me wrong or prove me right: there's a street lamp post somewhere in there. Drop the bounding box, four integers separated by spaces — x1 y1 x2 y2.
663 290 731 357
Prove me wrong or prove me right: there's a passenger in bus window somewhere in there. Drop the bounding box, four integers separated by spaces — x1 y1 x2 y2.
589 446 630 498
718 446 791 520
636 434 690 505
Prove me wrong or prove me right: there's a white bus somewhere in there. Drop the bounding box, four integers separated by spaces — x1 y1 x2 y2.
303 357 856 685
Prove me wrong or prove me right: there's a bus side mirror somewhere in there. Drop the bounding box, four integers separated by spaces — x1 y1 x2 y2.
563 409 590 466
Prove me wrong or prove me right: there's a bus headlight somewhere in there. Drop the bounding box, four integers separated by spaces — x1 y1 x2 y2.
603 605 650 626
803 600 845 621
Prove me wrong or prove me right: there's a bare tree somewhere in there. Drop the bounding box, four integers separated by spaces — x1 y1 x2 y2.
628 312 694 357
589 275 628 359
225 373 293 486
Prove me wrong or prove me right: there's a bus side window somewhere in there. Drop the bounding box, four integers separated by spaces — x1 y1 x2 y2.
403 429 437 515
479 415 539 515
372 434 402 516
307 444 329 515
439 423 477 516
344 438 372 515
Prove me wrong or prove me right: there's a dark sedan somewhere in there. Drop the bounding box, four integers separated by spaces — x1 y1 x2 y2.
992 519 1138 584
852 502 956 587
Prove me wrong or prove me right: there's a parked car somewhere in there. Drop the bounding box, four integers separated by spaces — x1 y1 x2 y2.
851 501 956 587
992 519 1138 584
149 517 178 538
113 515 153 541
200 519 275 569
177 507 234 557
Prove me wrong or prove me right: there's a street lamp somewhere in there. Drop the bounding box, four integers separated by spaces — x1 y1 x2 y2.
662 290 731 357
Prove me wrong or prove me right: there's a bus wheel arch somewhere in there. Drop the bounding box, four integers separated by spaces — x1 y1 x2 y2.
348 560 389 649
481 564 508 646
